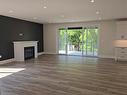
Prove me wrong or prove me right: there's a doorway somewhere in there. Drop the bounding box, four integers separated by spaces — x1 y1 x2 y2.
58 27 98 57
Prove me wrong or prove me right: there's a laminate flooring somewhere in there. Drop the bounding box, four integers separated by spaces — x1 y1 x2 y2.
0 54 127 95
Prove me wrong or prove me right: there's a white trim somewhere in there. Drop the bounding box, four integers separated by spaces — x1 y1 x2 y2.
44 52 57 55
38 52 45 56
0 54 114 65
0 58 15 65
0 52 45 65
57 26 100 56
13 41 38 61
98 55 115 59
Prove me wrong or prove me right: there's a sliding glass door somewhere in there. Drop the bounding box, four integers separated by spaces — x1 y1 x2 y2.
83 28 98 56
58 27 98 57
67 29 83 56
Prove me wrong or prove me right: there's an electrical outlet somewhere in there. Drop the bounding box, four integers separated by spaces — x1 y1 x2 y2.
0 55 2 58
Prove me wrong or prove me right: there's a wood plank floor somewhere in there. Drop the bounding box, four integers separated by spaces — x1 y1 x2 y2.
1 54 127 95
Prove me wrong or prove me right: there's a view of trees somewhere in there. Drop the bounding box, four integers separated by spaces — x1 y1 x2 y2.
67 29 82 51
59 28 98 54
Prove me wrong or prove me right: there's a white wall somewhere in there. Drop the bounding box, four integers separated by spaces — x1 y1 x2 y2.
98 21 116 58
116 21 127 40
44 20 116 58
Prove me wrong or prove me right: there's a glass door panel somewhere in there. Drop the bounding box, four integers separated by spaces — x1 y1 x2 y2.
83 29 87 56
83 28 98 56
67 29 82 56
87 29 94 56
58 29 67 54
93 28 98 56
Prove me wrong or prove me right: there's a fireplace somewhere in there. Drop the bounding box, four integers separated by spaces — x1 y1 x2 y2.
24 46 35 60
13 41 38 61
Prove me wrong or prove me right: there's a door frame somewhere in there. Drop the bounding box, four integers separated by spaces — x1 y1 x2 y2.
57 26 99 57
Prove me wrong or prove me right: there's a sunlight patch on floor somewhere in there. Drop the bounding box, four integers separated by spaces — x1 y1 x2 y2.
0 68 25 78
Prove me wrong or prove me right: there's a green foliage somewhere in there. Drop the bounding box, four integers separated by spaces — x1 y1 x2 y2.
59 29 66 50
59 28 98 52
67 29 82 51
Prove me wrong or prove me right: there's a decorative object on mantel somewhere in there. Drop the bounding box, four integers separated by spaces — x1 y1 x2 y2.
115 40 127 61
13 41 38 61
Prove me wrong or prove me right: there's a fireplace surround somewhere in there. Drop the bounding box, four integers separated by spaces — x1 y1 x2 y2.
13 41 38 61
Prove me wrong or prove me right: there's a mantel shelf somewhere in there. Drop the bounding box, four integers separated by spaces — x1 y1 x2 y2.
13 41 38 44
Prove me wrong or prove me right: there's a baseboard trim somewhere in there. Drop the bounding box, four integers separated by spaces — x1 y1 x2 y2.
0 54 114 65
98 55 115 59
43 53 115 59
0 52 45 65
44 52 57 55
0 58 15 65
38 52 45 56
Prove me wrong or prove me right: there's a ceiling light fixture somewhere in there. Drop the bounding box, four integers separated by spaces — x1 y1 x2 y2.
61 15 65 18
9 10 13 13
90 0 95 3
96 11 100 14
33 17 37 20
99 17 102 20
43 6 47 9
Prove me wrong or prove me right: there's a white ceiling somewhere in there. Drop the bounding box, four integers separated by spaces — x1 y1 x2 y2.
0 0 127 24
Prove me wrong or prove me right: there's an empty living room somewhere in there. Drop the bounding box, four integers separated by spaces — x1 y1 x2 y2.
0 0 127 95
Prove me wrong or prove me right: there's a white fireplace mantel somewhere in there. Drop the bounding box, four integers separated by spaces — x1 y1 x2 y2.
13 41 38 61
